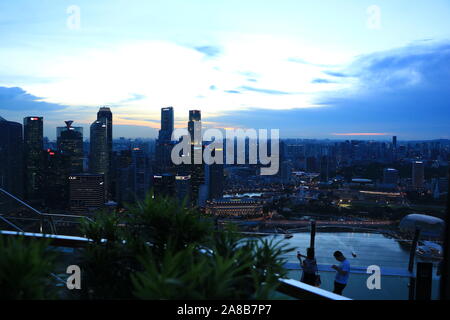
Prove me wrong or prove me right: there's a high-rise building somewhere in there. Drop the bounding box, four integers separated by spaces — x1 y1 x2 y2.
188 110 202 145
42 148 71 209
156 107 175 172
94 107 114 197
159 107 174 141
0 117 23 198
57 121 83 173
412 161 424 189
69 173 105 214
205 162 224 200
90 118 109 197
23 116 43 202
116 148 152 204
392 136 397 149
153 174 176 198
175 174 191 205
383 168 399 185
187 110 204 206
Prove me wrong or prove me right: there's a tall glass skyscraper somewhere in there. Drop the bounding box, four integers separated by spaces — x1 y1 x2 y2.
23 116 43 202
187 110 204 206
188 110 202 146
90 107 113 199
0 117 23 198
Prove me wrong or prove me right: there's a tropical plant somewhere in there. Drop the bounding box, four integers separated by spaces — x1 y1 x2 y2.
0 236 58 299
78 194 293 299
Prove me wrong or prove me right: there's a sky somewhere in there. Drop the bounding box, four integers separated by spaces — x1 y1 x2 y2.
0 0 450 140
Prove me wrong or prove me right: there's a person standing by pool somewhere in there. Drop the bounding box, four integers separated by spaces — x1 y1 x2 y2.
331 251 350 295
297 248 319 286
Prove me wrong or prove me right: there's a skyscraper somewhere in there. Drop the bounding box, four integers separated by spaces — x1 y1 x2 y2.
412 161 424 189
57 121 83 173
0 117 23 197
156 107 174 172
69 173 105 214
90 120 109 188
97 107 113 195
187 110 204 206
23 116 43 202
116 148 152 204
188 110 201 145
159 107 174 141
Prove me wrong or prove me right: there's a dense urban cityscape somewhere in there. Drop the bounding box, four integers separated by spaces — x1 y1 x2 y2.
1 107 448 230
1 0 449 305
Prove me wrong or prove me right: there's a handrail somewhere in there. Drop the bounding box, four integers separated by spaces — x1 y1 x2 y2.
0 188 94 234
277 278 351 300
0 229 351 300
0 215 25 232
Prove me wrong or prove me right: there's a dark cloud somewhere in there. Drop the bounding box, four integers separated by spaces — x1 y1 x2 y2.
0 86 67 112
194 46 221 57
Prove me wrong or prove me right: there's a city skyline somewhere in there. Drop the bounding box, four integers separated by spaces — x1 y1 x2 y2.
1 0 450 140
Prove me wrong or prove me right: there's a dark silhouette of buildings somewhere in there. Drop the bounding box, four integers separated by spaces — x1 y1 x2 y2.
57 121 83 173
0 116 23 197
69 173 105 214
23 116 43 202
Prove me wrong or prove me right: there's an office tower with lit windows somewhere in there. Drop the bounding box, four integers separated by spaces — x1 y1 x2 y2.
57 121 84 173
42 148 71 209
90 114 110 198
175 174 191 205
187 110 204 206
412 160 425 189
92 107 113 197
153 173 176 198
0 117 23 198
23 116 43 202
69 173 105 214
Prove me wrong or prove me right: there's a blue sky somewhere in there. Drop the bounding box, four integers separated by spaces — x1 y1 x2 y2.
0 0 449 140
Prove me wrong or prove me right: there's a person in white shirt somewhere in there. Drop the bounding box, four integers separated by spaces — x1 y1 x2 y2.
331 250 350 295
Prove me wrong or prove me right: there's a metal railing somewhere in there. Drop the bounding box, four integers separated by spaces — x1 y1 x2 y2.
0 229 348 300
0 187 93 235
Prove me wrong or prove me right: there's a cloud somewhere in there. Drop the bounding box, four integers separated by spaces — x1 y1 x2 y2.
121 93 146 103
224 90 241 94
323 71 349 78
0 86 67 112
312 78 334 84
239 86 294 95
206 41 450 139
194 46 221 57
314 41 450 138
